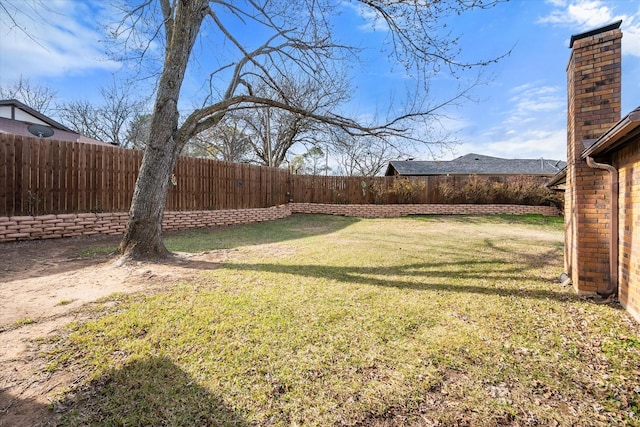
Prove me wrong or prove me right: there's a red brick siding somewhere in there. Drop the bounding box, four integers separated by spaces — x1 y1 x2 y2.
614 138 640 322
566 27 622 294
0 204 560 243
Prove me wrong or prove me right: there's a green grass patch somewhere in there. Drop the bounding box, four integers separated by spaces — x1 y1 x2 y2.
413 213 564 227
48 215 640 426
14 317 36 326
78 245 116 258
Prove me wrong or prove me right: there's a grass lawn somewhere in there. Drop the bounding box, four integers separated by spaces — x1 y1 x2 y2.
48 214 640 426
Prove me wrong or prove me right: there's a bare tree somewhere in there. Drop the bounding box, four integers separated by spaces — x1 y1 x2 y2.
186 118 253 162
58 99 102 139
58 80 146 145
335 134 403 176
115 0 507 260
0 75 57 114
236 75 349 167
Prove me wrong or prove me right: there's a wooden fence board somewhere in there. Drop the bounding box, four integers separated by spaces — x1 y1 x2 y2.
0 137 7 214
37 140 48 214
4 137 16 215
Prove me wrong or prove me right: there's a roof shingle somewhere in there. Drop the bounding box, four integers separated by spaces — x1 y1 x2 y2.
386 153 566 176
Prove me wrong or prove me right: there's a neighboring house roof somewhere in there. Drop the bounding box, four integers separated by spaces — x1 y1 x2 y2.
548 106 640 188
0 116 82 142
0 99 74 132
0 99 113 145
386 153 566 177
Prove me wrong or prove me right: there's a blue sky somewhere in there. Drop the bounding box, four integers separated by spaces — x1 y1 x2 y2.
1 0 639 163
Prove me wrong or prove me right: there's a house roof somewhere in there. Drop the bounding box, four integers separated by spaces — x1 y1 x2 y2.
385 153 566 176
0 116 81 142
0 99 113 145
0 99 75 133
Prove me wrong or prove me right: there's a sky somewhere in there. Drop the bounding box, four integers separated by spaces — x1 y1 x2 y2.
0 0 639 164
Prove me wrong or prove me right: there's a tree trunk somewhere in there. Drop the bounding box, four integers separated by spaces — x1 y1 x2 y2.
118 0 208 261
118 142 180 259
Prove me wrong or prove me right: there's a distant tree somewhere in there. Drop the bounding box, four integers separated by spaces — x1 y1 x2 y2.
291 147 330 175
335 134 403 176
125 113 152 150
186 118 252 162
58 99 102 140
58 80 146 146
0 75 57 114
237 75 348 167
112 0 507 260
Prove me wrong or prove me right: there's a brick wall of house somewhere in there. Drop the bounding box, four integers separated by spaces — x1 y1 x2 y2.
566 24 622 294
0 203 561 243
614 139 640 322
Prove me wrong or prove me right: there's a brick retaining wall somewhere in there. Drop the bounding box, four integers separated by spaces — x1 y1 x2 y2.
0 203 561 243
289 203 561 218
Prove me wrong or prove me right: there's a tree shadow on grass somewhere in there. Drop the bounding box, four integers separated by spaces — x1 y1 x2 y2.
163 214 361 253
55 356 247 426
0 214 359 282
0 390 56 427
220 255 575 303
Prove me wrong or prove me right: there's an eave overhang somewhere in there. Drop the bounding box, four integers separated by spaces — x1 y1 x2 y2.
582 107 640 159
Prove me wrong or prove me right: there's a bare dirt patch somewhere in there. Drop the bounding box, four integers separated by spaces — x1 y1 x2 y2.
0 236 230 426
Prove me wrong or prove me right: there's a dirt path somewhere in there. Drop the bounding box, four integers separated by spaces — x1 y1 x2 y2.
0 236 227 426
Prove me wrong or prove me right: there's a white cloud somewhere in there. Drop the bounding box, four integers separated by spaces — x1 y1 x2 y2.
503 83 565 126
622 16 640 57
0 0 120 82
455 128 567 161
450 81 567 161
340 2 389 32
539 0 640 57
539 0 616 28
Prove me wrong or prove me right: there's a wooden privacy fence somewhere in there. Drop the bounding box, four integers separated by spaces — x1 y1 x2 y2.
290 175 445 204
0 135 289 216
0 135 556 216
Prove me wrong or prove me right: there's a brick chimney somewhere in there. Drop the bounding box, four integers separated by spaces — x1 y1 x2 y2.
565 21 622 294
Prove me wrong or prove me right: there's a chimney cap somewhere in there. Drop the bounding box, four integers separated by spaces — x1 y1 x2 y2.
570 20 622 48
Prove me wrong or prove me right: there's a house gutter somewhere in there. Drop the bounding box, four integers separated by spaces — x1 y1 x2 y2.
584 156 618 297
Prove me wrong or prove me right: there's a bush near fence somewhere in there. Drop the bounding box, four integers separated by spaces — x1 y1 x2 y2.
0 135 560 217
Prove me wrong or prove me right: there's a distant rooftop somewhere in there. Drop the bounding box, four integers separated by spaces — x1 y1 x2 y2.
385 153 566 177
0 99 114 145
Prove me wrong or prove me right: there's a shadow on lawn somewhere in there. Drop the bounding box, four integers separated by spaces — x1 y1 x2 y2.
56 356 247 426
221 254 573 302
0 389 56 426
0 215 359 282
164 214 361 253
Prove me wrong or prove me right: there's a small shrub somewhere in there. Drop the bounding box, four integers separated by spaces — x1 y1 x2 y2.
25 190 42 216
369 180 386 204
436 175 561 207
391 178 426 204
331 190 348 204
